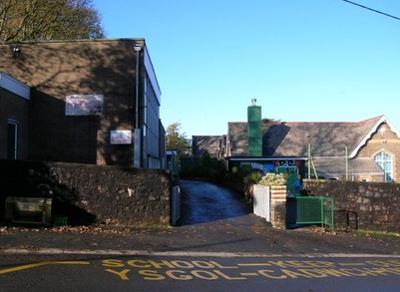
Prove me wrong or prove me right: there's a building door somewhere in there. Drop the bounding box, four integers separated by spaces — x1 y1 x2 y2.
7 122 18 160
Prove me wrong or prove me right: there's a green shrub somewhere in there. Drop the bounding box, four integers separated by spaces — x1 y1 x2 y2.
245 172 263 184
258 173 288 186
179 152 226 182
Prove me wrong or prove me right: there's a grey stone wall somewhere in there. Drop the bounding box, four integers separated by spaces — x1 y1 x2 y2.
303 180 400 231
0 160 171 226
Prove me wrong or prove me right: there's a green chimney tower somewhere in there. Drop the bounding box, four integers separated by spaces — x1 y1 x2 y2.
247 99 262 156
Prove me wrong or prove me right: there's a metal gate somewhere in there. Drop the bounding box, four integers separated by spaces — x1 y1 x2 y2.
253 185 270 222
295 196 334 229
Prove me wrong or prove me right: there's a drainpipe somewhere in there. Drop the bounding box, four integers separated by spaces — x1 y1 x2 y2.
345 145 348 181
134 43 142 128
308 144 311 179
133 43 142 168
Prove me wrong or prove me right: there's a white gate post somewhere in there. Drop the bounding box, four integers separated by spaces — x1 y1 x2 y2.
253 184 270 222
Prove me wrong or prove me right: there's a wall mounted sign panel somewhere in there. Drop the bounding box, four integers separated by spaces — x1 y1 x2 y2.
65 94 103 116
110 130 132 145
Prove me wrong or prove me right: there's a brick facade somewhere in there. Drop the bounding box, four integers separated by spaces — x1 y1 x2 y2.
270 186 287 229
0 40 137 165
0 39 164 167
357 123 400 182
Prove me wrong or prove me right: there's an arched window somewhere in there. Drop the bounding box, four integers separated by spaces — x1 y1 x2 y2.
374 151 393 182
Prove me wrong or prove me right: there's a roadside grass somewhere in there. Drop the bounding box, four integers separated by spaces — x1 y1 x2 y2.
352 229 400 239
302 226 400 240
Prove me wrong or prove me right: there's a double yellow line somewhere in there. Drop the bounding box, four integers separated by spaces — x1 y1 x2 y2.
0 261 90 275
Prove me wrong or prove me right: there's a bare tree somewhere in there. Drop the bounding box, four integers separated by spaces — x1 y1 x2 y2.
0 0 104 42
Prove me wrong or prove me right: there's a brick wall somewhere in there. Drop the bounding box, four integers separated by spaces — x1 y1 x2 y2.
303 180 400 231
358 123 400 182
0 160 171 226
0 40 140 165
270 186 287 229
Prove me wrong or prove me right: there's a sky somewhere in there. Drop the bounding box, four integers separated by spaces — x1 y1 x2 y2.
94 0 400 138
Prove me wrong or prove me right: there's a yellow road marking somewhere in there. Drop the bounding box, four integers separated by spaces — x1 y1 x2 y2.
0 261 90 276
0 263 48 275
240 273 259 276
237 263 271 267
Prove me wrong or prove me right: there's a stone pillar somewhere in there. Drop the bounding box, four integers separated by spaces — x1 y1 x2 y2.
270 186 287 229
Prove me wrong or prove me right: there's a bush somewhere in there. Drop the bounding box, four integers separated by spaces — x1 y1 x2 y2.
258 173 288 187
244 172 263 184
179 152 226 182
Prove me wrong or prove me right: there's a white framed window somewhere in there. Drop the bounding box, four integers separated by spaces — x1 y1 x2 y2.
374 151 393 182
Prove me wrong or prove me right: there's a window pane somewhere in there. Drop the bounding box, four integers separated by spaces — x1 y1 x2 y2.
374 151 392 182
374 152 382 161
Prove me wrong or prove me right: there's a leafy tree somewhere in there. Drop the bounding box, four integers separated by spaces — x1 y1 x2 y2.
0 0 104 42
166 122 190 157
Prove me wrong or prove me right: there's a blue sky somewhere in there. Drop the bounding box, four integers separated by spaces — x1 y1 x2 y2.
94 0 400 138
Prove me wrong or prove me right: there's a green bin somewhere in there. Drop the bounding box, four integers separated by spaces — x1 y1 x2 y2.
54 216 68 226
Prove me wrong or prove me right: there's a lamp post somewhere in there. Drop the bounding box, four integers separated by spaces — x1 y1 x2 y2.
133 43 142 168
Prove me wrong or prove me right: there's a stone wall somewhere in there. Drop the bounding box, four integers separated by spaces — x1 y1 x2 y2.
303 180 400 231
0 160 171 226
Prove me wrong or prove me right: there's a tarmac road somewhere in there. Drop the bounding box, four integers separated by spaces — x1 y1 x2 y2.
1 253 400 291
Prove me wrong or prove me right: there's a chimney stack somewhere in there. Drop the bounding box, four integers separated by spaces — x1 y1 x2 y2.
247 99 262 156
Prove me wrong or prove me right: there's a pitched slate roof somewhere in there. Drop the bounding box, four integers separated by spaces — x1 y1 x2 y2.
228 116 384 157
311 157 384 179
192 135 226 159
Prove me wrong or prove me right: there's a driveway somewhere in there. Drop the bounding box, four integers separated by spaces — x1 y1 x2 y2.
179 180 249 225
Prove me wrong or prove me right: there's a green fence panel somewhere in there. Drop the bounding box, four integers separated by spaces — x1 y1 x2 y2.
295 196 334 229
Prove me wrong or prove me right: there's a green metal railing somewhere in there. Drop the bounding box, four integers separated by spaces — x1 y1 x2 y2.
295 196 335 229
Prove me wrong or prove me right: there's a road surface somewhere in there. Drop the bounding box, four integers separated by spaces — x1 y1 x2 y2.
1 252 400 291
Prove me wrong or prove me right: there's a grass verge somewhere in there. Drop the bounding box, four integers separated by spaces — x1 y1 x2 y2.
353 229 400 239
